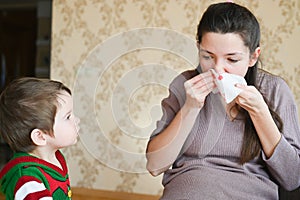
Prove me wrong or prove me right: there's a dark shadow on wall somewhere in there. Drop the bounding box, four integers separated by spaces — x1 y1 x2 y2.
0 0 51 169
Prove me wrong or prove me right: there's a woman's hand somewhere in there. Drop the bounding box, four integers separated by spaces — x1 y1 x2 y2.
234 84 269 115
184 71 215 109
234 84 281 158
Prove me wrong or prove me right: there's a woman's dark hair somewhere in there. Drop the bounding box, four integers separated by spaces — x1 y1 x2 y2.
0 77 71 152
196 2 283 164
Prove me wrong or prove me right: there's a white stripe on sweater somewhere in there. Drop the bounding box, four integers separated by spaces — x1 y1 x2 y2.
14 181 53 200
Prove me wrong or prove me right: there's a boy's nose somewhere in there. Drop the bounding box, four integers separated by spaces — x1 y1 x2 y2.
76 117 80 124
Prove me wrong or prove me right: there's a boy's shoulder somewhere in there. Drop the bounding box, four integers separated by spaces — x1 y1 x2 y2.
0 150 70 199
0 152 40 178
1 151 65 175
0 152 47 199
0 152 53 186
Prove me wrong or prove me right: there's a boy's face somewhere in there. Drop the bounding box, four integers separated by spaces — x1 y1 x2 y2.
48 90 80 149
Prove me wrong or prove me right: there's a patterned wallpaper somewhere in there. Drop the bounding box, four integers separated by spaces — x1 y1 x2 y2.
51 0 300 195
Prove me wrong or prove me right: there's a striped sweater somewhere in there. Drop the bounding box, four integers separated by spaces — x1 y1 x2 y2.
0 150 72 200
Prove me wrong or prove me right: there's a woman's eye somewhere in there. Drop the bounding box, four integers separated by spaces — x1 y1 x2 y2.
228 58 239 63
202 55 212 60
67 115 71 120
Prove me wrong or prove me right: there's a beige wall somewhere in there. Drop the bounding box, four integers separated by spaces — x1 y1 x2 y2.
51 0 300 196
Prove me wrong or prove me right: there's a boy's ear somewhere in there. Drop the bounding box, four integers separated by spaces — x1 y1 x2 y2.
31 129 47 146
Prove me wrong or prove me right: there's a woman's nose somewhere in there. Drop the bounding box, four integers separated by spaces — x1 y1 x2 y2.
214 59 226 74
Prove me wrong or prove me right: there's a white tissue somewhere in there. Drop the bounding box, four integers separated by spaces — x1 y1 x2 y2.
210 69 247 103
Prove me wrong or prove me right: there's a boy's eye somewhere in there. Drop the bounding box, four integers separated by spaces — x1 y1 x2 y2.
67 115 71 120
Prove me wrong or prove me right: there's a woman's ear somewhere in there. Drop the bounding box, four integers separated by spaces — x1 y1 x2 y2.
249 47 261 67
196 41 200 51
31 129 47 146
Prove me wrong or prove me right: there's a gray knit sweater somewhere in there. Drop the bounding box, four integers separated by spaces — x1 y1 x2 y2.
150 67 300 200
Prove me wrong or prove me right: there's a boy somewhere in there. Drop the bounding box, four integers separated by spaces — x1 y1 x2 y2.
0 77 80 200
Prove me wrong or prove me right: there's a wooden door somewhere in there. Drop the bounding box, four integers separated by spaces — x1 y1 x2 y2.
0 7 37 169
0 8 37 92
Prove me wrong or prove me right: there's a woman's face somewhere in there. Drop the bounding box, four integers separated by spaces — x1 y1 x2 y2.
198 32 260 77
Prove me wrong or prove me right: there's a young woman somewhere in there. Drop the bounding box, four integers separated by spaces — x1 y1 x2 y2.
146 2 300 199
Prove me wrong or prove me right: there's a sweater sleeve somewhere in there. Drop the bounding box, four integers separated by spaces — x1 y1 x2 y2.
150 70 192 139
14 176 53 200
262 77 300 191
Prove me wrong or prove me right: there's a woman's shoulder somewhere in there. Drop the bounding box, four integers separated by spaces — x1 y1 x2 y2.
181 68 199 79
257 69 295 106
257 69 289 89
257 68 284 81
171 68 199 86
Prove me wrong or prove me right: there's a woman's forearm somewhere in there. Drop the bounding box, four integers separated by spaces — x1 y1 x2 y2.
146 105 200 176
250 106 281 158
